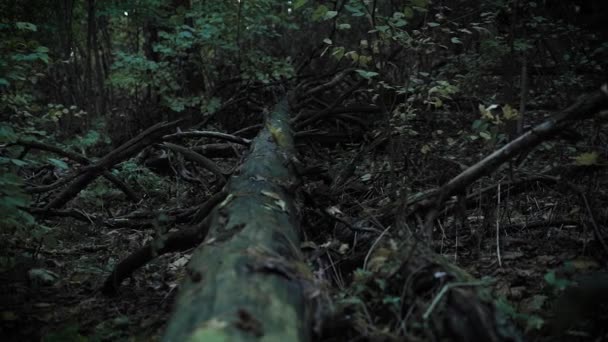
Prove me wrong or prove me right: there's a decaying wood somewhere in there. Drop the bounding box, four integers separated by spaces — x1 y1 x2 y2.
397 239 523 342
162 142 229 184
424 85 608 231
299 68 355 99
101 191 228 294
43 120 180 210
163 130 251 146
372 86 608 341
163 99 312 341
101 220 210 295
192 143 243 158
294 80 365 129
16 139 138 201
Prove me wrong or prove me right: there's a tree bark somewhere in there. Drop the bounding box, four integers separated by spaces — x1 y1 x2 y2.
163 98 312 341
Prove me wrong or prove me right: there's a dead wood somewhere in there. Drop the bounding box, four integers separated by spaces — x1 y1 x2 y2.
16 139 138 201
191 143 243 158
300 68 355 99
424 85 608 232
163 130 251 146
43 120 180 210
163 98 313 341
101 220 210 295
294 80 365 129
162 142 229 184
101 191 226 294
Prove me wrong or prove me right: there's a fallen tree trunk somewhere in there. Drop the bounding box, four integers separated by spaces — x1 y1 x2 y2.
413 85 608 233
163 99 312 341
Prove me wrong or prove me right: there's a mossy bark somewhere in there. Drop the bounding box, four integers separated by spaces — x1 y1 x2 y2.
163 99 311 342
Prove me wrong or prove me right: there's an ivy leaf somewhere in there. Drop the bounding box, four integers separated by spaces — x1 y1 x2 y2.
573 152 598 166
451 37 463 44
355 70 379 79
338 23 351 30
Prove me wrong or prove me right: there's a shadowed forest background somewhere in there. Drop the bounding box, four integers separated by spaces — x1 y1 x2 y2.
1 0 608 341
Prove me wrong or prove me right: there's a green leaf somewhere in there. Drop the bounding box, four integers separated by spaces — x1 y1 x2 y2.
375 25 390 33
331 47 345 60
428 22 440 27
204 97 222 114
479 131 492 140
312 5 329 21
15 22 37 31
338 296 363 305
573 151 598 166
338 23 351 30
0 125 17 143
324 11 338 20
2 195 28 208
544 271 572 290
0 78 9 86
393 19 407 27
403 7 414 19
293 0 308 10
525 315 545 331
451 37 462 44
382 296 401 305
471 119 483 130
178 31 193 39
48 158 69 170
355 70 379 79
10 159 28 167
344 4 365 16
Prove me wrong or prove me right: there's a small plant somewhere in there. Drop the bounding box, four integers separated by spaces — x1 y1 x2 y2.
495 296 545 332
113 160 170 199
471 104 518 146
0 124 36 233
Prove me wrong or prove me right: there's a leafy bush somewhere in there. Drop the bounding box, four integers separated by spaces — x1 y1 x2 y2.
0 124 35 232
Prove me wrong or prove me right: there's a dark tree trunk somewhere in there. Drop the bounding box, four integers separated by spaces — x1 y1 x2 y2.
164 99 312 341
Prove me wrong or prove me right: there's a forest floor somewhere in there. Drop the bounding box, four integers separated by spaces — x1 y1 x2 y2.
2 100 607 341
